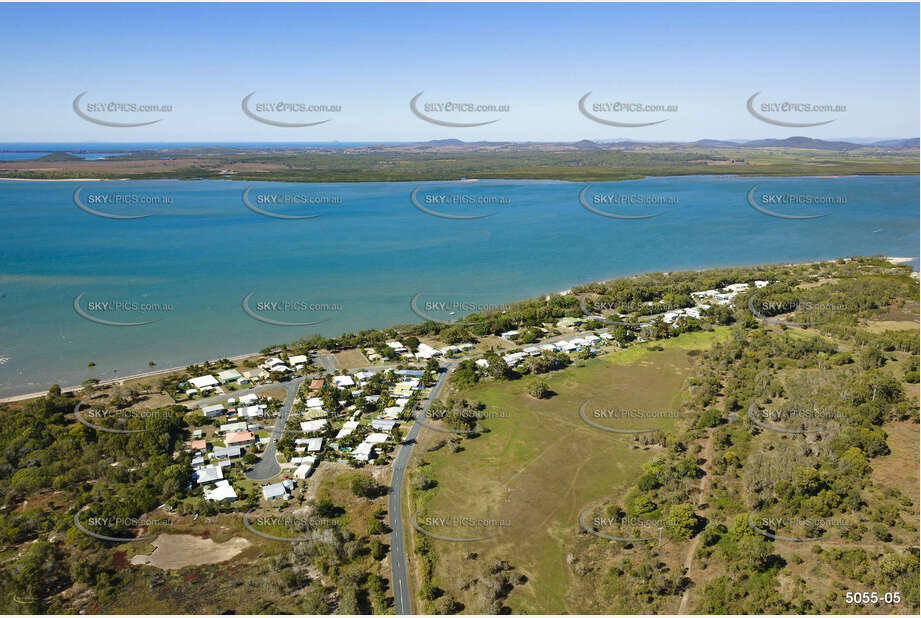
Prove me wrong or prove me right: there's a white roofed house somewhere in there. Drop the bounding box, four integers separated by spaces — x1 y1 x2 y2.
204 479 237 502
500 330 520 340
293 456 317 479
336 420 359 439
386 341 406 352
364 432 389 444
475 358 489 369
352 441 375 462
217 369 243 384
300 420 328 433
262 481 291 501
189 375 220 391
239 393 259 406
289 354 308 368
333 375 356 388
415 343 442 359
239 404 266 419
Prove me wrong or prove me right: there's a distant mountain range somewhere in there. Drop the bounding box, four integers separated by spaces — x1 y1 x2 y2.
409 136 920 151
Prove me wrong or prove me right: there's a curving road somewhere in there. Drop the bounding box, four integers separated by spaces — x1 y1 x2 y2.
243 376 306 480
390 361 456 615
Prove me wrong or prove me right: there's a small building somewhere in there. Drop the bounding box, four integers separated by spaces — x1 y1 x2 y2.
293 456 317 479
190 439 207 452
304 437 324 452
500 330 520 340
239 404 266 419
289 354 308 366
364 432 389 444
309 378 325 390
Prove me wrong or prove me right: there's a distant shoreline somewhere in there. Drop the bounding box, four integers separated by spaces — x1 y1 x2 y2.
2 255 915 405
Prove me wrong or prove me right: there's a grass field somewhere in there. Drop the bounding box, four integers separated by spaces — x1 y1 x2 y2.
406 329 730 613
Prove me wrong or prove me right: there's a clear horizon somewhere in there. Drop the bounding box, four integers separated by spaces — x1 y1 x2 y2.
0 2 917 142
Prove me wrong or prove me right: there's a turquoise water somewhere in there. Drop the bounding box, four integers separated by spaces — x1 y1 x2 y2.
0 175 917 396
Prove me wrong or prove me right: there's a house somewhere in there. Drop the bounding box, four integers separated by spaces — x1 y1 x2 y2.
194 464 224 485
371 418 397 431
386 341 406 352
192 429 204 439
191 455 206 469
584 334 601 344
556 317 582 328
523 346 541 356
217 369 243 383
354 370 374 383
381 406 402 419
395 369 425 377
190 439 207 452
304 437 324 452
204 479 237 502
200 403 225 417
500 330 520 340
189 375 220 391
336 420 359 439
352 442 375 462
262 482 290 501
300 420 328 433
225 431 256 446
212 445 242 460
263 357 285 368
725 283 750 293
309 378 325 390
293 456 317 479
333 375 356 388
243 369 270 382
364 432 389 444
599 332 614 341
475 359 489 368
416 343 442 359
289 354 308 366
219 421 248 434
239 404 266 419
239 393 259 406
755 280 770 288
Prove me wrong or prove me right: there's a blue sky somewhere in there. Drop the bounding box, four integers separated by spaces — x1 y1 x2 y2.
0 2 918 142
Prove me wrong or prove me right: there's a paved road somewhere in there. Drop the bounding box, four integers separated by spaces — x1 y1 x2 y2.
244 376 306 481
389 361 456 615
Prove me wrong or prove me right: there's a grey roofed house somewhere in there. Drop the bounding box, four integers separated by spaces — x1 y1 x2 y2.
371 418 397 431
262 482 289 500
212 445 242 459
201 403 225 417
194 464 224 485
305 437 324 452
394 369 424 377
